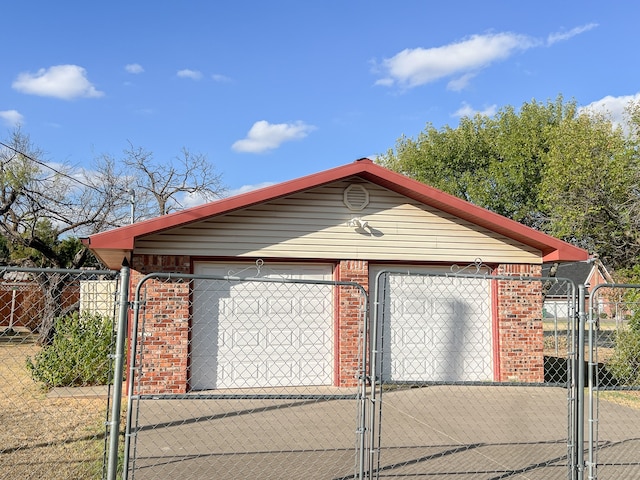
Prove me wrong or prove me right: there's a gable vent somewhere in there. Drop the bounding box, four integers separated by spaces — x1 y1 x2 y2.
343 184 369 211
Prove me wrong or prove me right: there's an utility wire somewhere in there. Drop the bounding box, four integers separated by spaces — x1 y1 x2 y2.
0 140 102 193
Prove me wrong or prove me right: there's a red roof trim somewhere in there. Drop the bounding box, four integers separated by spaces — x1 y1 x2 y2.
85 158 588 264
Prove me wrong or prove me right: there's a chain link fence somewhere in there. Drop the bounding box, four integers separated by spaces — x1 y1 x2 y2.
4 264 640 479
366 270 579 480
0 267 119 480
124 271 369 480
588 285 640 479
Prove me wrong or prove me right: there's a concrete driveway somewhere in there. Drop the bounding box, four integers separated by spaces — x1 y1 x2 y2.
125 385 640 479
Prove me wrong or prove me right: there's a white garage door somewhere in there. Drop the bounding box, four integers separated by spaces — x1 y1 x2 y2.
371 266 493 383
191 262 334 390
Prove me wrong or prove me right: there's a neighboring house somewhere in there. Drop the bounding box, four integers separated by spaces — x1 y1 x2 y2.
542 260 615 320
84 159 588 393
0 272 43 332
0 271 79 333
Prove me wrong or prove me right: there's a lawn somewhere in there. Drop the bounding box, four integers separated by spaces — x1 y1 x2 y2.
0 338 108 480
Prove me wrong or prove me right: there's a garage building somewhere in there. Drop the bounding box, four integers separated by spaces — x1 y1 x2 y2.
85 159 588 393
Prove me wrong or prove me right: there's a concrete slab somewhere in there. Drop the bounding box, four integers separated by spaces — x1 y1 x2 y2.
47 384 118 398
123 385 640 479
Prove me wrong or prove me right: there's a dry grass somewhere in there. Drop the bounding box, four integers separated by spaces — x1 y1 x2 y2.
599 390 640 410
0 339 107 480
542 325 617 361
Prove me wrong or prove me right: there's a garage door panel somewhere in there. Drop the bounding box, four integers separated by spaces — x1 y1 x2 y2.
433 299 456 315
269 360 299 378
301 328 329 346
403 327 431 346
191 263 334 390
267 297 294 315
302 360 332 382
191 325 223 350
403 298 427 315
267 329 295 347
372 267 493 383
394 357 432 380
190 357 219 386
232 328 261 348
301 297 330 314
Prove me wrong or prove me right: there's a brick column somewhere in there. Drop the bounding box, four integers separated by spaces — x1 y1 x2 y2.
336 260 368 387
130 255 191 394
495 264 544 382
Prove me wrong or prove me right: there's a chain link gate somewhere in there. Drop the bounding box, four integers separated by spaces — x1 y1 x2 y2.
588 283 640 479
0 266 120 480
365 267 582 480
123 266 369 479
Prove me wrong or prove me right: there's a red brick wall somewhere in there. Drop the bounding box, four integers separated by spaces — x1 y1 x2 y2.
131 255 191 394
495 264 544 382
336 260 368 387
128 255 545 393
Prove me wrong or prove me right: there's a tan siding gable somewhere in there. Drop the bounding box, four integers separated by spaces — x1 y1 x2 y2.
135 180 541 264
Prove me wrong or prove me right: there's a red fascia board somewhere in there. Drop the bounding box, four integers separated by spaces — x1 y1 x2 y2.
85 158 588 263
85 160 372 250
353 164 588 262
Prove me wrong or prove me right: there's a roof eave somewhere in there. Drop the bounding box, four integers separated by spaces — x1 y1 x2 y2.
85 158 590 269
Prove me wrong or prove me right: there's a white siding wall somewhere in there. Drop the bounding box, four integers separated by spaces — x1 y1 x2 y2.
135 180 541 264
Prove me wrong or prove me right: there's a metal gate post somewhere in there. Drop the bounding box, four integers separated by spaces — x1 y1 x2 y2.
365 271 385 480
356 289 369 480
575 284 587 480
587 285 598 480
106 259 131 480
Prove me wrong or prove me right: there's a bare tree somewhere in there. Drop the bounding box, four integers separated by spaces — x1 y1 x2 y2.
0 130 226 343
0 129 131 265
122 142 225 218
0 128 132 343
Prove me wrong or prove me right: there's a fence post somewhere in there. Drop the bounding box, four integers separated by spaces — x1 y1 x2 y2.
587 284 598 480
106 259 131 480
575 283 586 480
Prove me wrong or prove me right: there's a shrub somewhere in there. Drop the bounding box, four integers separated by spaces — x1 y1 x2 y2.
26 312 114 389
606 328 640 386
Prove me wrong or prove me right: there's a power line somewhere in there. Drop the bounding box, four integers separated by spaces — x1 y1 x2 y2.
0 140 102 193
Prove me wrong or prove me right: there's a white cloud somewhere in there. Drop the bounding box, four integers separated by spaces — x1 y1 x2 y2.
179 191 214 209
453 102 497 118
177 69 203 80
547 23 598 45
212 73 232 82
225 182 276 197
12 64 104 100
0 110 25 127
232 120 316 153
125 63 144 74
447 73 477 92
375 32 538 90
375 24 596 91
579 93 640 129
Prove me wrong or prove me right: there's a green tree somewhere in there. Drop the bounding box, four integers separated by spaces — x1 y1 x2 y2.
378 96 640 270
378 96 576 229
540 110 637 267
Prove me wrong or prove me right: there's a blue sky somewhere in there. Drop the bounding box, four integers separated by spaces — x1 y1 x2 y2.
2 1 638 199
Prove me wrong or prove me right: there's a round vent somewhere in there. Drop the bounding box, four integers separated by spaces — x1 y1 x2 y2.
343 184 369 211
